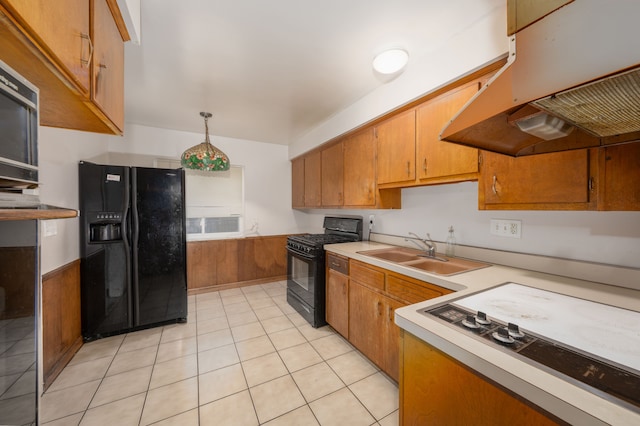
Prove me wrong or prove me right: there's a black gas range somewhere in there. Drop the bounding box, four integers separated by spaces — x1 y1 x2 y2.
286 216 363 327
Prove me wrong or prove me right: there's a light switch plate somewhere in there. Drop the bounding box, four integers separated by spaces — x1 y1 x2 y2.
490 219 522 238
43 220 58 237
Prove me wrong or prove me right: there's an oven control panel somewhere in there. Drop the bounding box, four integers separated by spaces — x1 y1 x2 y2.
422 304 640 412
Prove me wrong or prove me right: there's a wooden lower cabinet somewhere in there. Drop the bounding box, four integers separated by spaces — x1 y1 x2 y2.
400 331 562 425
42 260 82 390
326 254 349 338
340 259 452 382
348 280 401 381
186 235 287 291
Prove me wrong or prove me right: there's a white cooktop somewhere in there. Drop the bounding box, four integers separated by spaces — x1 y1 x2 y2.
454 282 640 373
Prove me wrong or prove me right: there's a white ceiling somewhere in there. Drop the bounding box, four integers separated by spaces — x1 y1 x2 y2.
124 0 503 145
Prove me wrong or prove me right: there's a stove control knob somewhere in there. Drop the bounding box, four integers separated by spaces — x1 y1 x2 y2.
462 315 479 329
508 322 525 339
492 327 515 344
475 311 491 325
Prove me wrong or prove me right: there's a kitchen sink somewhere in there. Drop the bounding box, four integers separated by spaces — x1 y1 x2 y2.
362 249 421 263
358 247 489 276
402 257 488 276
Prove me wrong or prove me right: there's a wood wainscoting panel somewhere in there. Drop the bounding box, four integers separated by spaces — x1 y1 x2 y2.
0 247 36 319
187 235 288 293
42 259 82 390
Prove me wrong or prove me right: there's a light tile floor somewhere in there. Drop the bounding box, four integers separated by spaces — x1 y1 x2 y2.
41 281 399 425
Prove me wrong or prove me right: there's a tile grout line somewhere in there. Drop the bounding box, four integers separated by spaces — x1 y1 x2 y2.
42 281 398 425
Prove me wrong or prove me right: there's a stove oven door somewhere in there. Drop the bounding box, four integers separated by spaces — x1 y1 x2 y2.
286 247 319 306
286 247 326 327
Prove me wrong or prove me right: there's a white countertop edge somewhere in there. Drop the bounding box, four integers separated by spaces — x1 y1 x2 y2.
396 308 637 426
324 241 640 425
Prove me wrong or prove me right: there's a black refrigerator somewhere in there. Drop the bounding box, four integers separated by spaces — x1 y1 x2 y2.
79 161 187 341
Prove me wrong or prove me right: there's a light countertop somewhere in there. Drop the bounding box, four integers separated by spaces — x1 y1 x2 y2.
325 240 640 426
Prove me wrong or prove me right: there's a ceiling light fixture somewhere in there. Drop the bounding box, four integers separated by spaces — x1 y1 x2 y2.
181 112 230 171
372 48 409 74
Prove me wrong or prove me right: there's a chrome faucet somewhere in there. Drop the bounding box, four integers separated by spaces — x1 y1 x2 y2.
406 232 437 257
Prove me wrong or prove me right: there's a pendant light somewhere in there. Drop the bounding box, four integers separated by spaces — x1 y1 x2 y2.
181 112 230 171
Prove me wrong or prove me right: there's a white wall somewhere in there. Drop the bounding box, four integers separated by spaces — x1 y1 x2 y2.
289 0 507 158
38 126 114 274
301 182 640 269
112 123 317 237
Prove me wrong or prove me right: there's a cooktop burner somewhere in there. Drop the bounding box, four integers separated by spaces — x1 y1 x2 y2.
422 283 640 413
289 233 357 246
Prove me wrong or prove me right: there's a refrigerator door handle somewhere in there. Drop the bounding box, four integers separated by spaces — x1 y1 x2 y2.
131 168 141 327
122 169 134 329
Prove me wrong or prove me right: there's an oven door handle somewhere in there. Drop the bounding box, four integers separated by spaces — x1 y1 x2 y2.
287 247 316 260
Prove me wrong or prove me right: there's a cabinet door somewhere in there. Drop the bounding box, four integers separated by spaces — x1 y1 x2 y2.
480 149 596 209
400 331 560 425
321 142 344 206
376 109 416 185
416 83 479 182
186 241 216 289
326 268 349 338
344 128 377 206
4 0 91 92
348 280 384 368
599 143 640 210
291 157 305 208
382 296 404 382
92 0 124 131
304 151 322 207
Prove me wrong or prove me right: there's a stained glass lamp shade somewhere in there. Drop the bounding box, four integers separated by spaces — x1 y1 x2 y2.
181 112 230 171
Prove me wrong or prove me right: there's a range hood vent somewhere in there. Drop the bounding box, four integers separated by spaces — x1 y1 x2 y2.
441 0 640 157
532 68 640 138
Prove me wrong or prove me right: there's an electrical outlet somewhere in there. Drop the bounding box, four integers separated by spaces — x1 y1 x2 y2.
490 219 522 238
368 215 375 228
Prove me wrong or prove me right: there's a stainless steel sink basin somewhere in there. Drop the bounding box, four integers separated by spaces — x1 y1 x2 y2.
357 247 489 276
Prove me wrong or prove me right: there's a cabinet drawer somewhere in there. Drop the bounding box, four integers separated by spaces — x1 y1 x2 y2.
350 260 385 291
386 273 451 304
327 253 349 275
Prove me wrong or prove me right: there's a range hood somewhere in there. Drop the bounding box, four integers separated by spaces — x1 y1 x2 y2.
441 0 640 157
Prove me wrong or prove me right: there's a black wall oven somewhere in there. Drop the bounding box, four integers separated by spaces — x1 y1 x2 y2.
0 59 39 193
287 216 362 327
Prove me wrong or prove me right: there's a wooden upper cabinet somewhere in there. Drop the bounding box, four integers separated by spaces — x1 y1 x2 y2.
91 0 124 132
344 128 376 207
3 0 91 93
321 142 344 207
0 0 126 134
304 151 322 207
416 82 480 183
598 143 640 211
291 156 305 208
479 149 597 210
291 151 322 208
376 109 416 185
